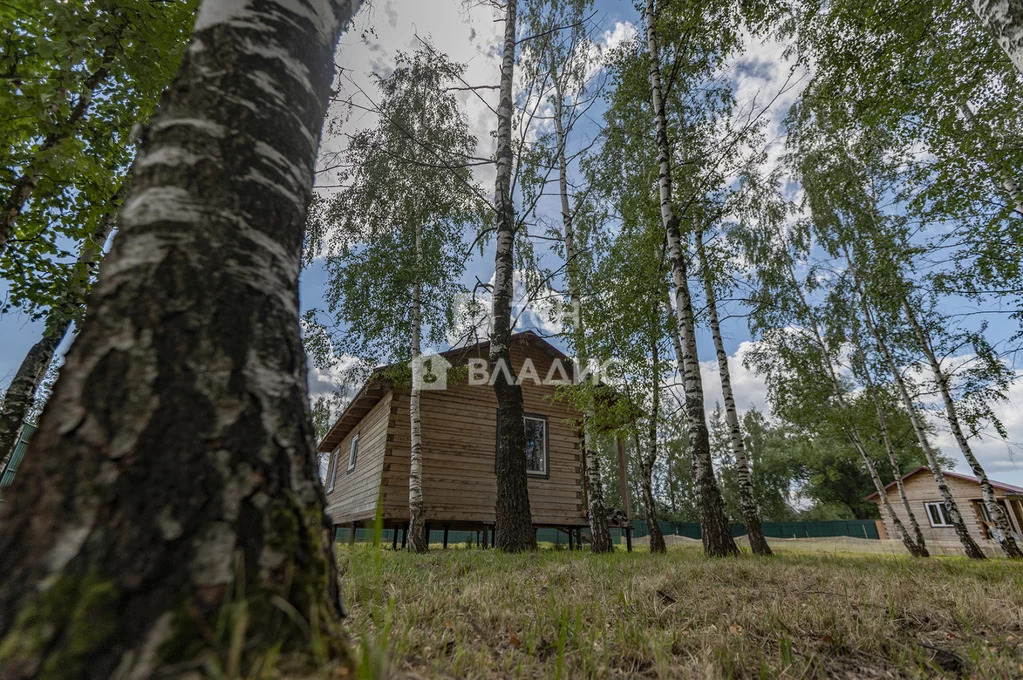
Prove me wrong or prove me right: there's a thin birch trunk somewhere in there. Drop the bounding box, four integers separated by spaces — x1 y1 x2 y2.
0 41 118 254
646 0 736 556
0 200 119 472
782 249 922 557
855 293 986 558
491 0 535 552
842 250 928 556
695 231 771 556
958 102 1023 217
0 1 363 675
550 49 612 553
408 222 427 553
901 297 1023 558
642 337 667 553
971 0 1023 75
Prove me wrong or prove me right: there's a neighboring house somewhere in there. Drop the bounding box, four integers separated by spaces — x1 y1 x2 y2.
867 466 1023 553
317 331 631 544
0 423 36 502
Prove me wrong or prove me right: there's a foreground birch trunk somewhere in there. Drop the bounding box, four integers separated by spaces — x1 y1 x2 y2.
782 251 922 557
0 0 362 675
854 294 986 558
901 297 1023 558
695 232 771 556
408 222 428 553
641 337 667 553
0 201 119 472
644 0 737 557
550 55 612 553
491 0 535 552
972 0 1023 74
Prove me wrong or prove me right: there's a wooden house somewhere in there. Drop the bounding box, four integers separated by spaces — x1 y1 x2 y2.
317 331 631 546
867 466 1023 554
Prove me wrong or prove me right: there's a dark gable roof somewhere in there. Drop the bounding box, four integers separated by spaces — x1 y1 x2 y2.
864 466 1023 500
316 330 571 452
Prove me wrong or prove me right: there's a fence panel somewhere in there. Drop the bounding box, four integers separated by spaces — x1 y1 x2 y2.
630 518 879 540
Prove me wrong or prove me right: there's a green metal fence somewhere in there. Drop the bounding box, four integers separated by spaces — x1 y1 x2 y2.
334 525 628 546
630 519 880 540
0 423 36 501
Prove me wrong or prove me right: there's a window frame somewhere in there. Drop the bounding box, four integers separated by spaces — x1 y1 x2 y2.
924 501 953 528
495 411 550 479
325 450 338 493
523 414 549 477
347 433 359 473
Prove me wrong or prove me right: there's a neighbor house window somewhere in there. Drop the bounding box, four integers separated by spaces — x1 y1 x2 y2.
347 433 359 472
523 416 547 476
325 450 338 493
925 501 953 527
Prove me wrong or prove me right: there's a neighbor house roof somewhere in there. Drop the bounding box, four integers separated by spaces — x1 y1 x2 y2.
316 330 573 452
865 466 1023 500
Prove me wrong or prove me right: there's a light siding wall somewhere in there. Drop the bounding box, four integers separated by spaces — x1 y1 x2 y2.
383 341 585 526
877 472 1008 553
324 390 392 524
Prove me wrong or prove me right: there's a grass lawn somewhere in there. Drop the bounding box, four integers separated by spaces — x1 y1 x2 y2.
335 543 1023 679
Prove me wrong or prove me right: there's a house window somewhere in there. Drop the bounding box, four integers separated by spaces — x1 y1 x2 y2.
523 416 547 476
925 501 953 527
347 433 359 472
325 450 338 493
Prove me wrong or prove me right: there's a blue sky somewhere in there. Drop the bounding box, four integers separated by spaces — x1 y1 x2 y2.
4 0 1023 487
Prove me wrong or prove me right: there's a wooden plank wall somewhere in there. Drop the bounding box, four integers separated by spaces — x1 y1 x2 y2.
877 472 1006 549
324 390 392 524
383 341 585 526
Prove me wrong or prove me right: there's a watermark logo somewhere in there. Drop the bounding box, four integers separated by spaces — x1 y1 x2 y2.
410 353 452 391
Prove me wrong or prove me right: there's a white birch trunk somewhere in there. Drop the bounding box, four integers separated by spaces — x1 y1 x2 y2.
0 0 363 673
901 297 1023 558
972 0 1023 74
958 102 1023 217
0 201 119 471
645 0 737 557
854 290 986 558
408 222 428 553
549 52 612 553
490 0 535 552
782 250 921 556
695 232 771 556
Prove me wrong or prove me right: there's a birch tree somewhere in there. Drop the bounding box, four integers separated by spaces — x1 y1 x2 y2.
971 0 1023 73
522 0 615 552
490 0 536 552
0 194 120 473
0 0 363 674
644 0 737 556
306 48 479 553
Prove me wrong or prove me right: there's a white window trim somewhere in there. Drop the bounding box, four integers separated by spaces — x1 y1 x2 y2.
924 501 953 527
524 415 547 477
347 433 359 472
325 450 338 493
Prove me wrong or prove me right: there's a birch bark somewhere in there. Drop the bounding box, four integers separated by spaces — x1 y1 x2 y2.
842 251 929 556
645 0 737 557
408 221 428 552
695 231 771 556
901 297 1023 558
782 251 921 557
550 49 612 553
642 337 667 553
855 293 985 558
972 0 1023 74
0 0 363 675
491 0 535 552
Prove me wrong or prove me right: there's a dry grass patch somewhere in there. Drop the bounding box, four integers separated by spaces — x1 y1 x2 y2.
336 544 1023 679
